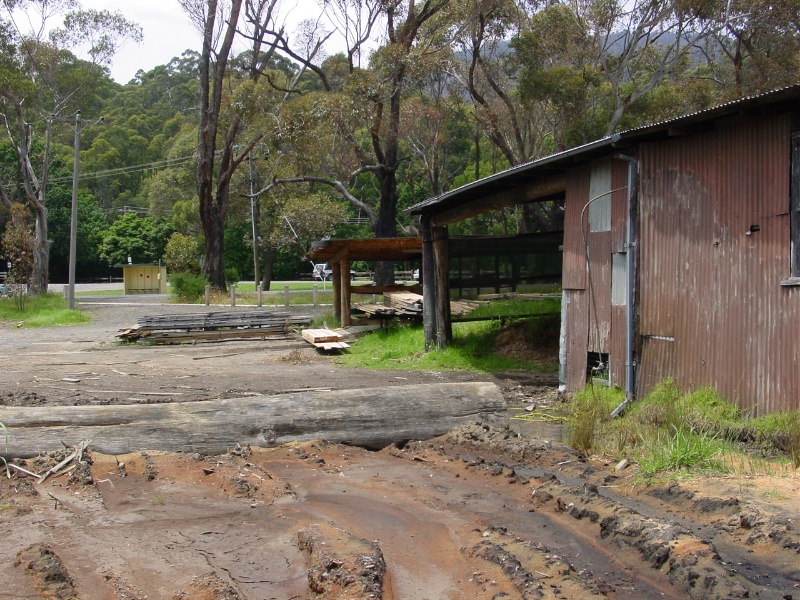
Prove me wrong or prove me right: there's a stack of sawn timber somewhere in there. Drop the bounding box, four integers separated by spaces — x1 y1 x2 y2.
355 292 482 318
301 328 350 351
117 310 312 344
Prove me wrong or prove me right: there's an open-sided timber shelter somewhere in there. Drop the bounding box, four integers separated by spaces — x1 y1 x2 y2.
307 237 422 327
410 84 800 416
308 234 562 328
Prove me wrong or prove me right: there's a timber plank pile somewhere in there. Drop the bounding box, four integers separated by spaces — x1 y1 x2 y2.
117 310 312 344
354 292 482 318
301 328 350 351
450 298 484 316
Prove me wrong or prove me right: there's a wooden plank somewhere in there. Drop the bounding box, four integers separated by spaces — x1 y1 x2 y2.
351 285 423 295
145 331 289 343
301 329 342 344
1 382 508 457
117 310 312 344
315 341 351 350
308 238 423 262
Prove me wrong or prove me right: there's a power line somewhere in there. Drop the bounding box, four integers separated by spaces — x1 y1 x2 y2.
2 150 223 191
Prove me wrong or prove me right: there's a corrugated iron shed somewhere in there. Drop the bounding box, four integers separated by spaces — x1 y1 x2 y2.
408 83 800 414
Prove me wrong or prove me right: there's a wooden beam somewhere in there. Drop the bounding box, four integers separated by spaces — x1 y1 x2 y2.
340 255 352 327
430 174 566 227
332 262 341 323
308 238 422 262
433 225 451 348
421 215 436 350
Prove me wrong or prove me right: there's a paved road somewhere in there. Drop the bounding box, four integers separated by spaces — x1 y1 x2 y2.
48 282 124 293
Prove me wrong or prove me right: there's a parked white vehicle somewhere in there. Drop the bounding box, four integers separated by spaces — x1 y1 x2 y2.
312 263 355 281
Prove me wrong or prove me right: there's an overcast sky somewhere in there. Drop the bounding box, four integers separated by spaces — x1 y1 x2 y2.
79 0 328 84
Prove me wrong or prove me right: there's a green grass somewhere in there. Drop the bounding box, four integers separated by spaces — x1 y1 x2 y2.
748 410 800 468
639 426 726 475
340 316 559 372
562 378 800 477
0 293 90 327
465 298 561 319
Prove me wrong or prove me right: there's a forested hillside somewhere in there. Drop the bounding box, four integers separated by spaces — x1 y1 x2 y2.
2 0 798 289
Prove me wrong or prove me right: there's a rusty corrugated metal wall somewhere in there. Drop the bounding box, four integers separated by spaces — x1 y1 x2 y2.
562 160 630 390
563 167 590 391
637 113 799 414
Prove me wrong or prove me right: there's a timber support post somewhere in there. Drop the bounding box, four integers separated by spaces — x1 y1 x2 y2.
432 225 452 348
331 263 341 323
421 215 436 350
340 255 352 327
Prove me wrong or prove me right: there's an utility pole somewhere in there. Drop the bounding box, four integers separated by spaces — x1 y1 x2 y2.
249 151 260 288
66 111 102 309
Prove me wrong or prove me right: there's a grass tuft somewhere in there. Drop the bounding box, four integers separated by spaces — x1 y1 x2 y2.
567 377 799 477
639 426 726 475
568 385 624 455
748 411 800 468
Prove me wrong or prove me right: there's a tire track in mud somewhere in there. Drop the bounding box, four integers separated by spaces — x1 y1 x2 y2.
4 426 799 599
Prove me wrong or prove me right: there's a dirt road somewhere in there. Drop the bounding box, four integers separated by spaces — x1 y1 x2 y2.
2 298 799 599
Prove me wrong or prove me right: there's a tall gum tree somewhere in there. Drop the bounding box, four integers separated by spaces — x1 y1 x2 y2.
265 0 451 284
0 0 141 294
180 0 282 289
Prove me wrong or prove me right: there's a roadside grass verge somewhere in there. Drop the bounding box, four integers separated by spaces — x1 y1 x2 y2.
0 293 90 327
559 378 800 477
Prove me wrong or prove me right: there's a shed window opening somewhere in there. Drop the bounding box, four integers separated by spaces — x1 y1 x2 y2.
588 160 613 233
587 352 610 384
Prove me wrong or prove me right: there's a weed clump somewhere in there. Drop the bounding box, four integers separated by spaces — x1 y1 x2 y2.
568 385 623 455
169 272 208 302
749 411 800 468
566 378 799 476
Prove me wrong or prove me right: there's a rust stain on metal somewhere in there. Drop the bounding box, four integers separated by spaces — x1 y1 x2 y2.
636 113 797 413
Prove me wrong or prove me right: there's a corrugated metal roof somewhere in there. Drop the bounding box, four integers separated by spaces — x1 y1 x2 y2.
409 83 800 216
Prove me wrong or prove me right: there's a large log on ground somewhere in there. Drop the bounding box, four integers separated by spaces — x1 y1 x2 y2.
1 382 506 458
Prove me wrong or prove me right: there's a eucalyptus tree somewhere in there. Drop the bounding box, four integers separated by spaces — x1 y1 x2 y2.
263 0 452 284
81 53 201 213
711 0 800 95
451 0 734 232
0 0 141 293
179 0 286 290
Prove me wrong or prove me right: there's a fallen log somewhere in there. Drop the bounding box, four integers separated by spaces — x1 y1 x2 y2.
1 382 507 458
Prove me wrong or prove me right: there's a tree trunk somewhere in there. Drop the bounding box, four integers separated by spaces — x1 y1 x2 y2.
29 203 49 294
196 0 243 292
261 245 276 291
202 204 226 289
373 170 399 285
1 382 507 457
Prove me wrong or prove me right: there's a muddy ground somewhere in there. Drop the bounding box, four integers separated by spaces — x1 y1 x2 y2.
1 297 800 599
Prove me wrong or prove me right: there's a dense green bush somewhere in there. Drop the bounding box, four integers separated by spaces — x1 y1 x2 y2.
164 233 202 275
224 267 240 286
169 272 207 301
